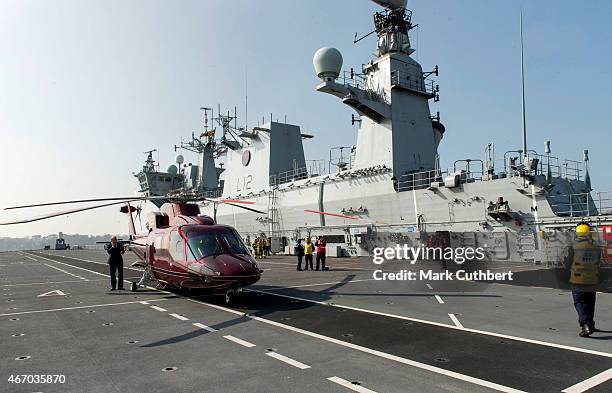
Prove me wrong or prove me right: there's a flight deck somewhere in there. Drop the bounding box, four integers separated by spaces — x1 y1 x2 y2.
1 250 612 393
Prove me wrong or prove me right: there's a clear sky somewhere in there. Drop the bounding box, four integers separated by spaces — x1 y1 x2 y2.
1 0 611 238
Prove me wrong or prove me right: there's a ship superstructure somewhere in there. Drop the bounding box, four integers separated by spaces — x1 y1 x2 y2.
136 0 612 262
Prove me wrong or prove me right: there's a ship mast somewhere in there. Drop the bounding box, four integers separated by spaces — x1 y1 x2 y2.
520 9 528 163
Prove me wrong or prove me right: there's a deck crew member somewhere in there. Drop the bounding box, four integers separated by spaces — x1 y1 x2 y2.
264 237 271 256
304 238 314 270
315 237 327 271
107 236 125 291
295 239 305 271
566 222 601 337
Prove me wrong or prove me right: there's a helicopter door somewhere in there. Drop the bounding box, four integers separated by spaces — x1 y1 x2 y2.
152 233 171 282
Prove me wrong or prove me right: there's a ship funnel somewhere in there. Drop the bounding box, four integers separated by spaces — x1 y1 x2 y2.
313 47 343 82
371 0 407 9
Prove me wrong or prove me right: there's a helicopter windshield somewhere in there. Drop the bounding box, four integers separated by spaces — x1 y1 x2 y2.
216 227 249 255
186 230 222 260
185 227 249 260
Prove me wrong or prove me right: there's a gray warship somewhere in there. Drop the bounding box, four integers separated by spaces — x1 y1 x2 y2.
135 0 612 263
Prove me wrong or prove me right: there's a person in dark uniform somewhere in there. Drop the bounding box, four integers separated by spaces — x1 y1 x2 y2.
295 239 304 271
107 236 125 291
315 237 327 271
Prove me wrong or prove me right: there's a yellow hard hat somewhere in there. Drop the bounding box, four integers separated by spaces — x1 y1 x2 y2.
575 222 592 237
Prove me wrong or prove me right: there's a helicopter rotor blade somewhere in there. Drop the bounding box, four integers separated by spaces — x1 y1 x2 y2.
4 196 169 210
224 202 267 215
0 199 144 225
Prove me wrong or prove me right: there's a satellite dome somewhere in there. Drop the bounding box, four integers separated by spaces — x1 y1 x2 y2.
167 164 178 175
175 154 184 165
371 0 407 9
313 47 343 80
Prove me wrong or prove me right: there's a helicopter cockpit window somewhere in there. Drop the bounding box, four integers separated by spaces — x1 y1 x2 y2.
186 230 222 261
217 228 249 255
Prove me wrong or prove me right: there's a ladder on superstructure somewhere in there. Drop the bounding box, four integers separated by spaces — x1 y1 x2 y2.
267 186 280 237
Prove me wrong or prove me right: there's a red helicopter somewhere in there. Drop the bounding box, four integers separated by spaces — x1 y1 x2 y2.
1 195 266 303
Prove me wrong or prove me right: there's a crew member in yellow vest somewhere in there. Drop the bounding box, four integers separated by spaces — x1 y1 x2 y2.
304 238 314 271
567 222 601 337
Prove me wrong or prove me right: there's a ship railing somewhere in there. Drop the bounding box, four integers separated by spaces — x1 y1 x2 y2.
396 169 446 192
200 189 223 198
270 166 310 186
390 69 435 96
453 159 484 182
500 151 583 180
526 152 583 180
341 70 368 89
547 191 612 217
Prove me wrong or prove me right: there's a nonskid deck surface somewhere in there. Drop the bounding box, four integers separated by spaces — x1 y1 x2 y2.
1 250 611 393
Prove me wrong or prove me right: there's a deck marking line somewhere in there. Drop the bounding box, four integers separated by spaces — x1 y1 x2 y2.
193 322 218 332
37 290 67 297
223 335 256 348
18 252 38 261
448 313 464 329
434 295 445 304
150 305 167 312
43 263 87 280
265 352 310 369
327 376 377 393
0 299 167 316
561 368 612 393
265 278 376 290
426 284 433 290
169 313 189 321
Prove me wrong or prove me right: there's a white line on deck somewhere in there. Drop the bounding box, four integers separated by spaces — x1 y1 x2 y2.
18 252 38 261
0 299 167 316
434 295 444 304
448 313 464 329
223 335 256 348
169 313 189 321
43 263 88 281
265 352 310 369
327 376 377 393
193 322 218 332
150 305 167 312
29 254 107 277
426 283 433 290
1 279 108 287
562 368 612 393
265 278 377 290
139 301 150 305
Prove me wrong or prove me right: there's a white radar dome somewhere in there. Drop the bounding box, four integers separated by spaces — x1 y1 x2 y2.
313 47 343 80
371 0 407 9
175 154 184 165
167 164 178 175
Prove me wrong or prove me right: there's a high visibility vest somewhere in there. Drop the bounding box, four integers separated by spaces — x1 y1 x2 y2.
304 244 314 255
569 239 601 285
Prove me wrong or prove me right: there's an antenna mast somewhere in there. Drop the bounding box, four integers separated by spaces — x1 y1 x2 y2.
520 9 527 162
